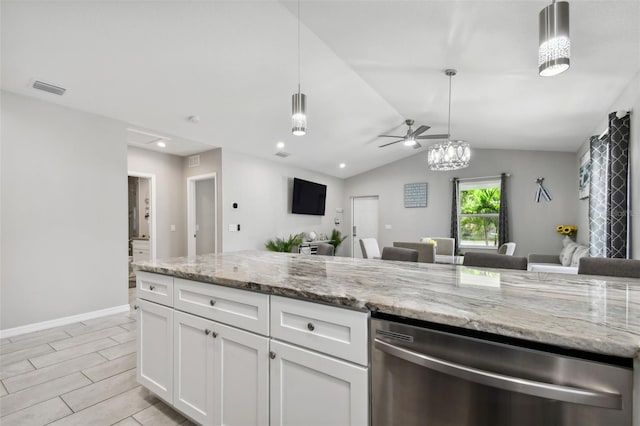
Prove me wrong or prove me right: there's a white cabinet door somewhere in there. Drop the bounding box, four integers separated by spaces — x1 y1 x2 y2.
137 299 173 403
270 340 369 426
173 310 214 426
212 322 269 426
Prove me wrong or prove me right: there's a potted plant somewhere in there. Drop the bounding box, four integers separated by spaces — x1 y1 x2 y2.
329 229 348 252
265 233 304 253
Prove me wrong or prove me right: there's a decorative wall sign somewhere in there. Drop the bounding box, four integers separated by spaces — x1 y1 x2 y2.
404 183 428 208
578 150 591 199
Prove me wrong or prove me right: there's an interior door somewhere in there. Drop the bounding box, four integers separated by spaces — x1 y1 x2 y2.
195 178 216 255
351 196 379 258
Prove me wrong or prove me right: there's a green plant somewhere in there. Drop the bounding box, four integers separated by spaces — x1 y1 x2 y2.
329 229 348 251
265 233 304 253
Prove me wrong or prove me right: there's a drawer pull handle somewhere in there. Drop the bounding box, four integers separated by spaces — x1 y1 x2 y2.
149 285 155 291
210 300 216 306
212 332 218 338
307 322 315 331
269 351 276 359
133 305 139 310
205 329 211 335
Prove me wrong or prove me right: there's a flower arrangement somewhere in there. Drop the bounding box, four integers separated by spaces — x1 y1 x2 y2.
556 225 577 237
426 239 438 247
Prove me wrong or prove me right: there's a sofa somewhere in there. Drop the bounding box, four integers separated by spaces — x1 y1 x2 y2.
528 236 589 274
393 242 436 263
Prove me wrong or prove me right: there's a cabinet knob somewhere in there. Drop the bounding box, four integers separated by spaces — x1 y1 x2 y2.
205 329 211 335
269 351 276 359
307 322 315 331
149 285 155 291
212 332 218 338
210 300 216 306
133 305 139 310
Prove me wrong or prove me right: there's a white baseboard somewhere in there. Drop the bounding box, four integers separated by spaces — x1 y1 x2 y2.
0 304 131 339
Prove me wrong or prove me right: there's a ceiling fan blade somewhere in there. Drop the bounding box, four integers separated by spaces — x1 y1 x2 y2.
410 125 430 137
378 135 403 138
378 139 404 148
417 134 450 140
413 142 422 149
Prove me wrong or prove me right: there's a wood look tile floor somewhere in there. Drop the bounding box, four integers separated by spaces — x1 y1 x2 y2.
0 288 194 426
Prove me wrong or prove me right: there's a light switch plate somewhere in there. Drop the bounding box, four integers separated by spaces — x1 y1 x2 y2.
385 224 392 230
170 224 176 232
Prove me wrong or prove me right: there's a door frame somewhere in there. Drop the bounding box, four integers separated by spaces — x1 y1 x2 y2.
187 173 218 256
128 171 157 261
350 195 379 258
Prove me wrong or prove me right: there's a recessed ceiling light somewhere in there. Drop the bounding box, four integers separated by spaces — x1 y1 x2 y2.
276 141 285 149
339 163 346 169
157 141 166 148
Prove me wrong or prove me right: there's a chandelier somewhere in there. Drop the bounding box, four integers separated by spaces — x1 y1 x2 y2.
538 0 570 77
427 69 470 171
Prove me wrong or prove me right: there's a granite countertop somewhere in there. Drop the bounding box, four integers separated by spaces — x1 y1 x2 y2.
134 251 640 359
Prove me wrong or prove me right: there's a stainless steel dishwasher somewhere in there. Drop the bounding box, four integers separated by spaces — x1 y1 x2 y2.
371 315 633 426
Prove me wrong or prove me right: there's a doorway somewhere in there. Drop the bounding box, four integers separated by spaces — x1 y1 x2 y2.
187 173 217 256
351 196 379 258
128 172 156 288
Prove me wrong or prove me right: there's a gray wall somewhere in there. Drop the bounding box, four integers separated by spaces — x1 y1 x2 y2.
344 148 578 258
127 146 187 259
221 149 347 255
1 92 128 330
184 149 223 252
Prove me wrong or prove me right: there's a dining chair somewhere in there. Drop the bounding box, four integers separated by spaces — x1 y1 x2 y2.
463 252 527 270
359 238 381 259
497 242 517 256
315 242 335 256
577 258 640 278
381 247 419 262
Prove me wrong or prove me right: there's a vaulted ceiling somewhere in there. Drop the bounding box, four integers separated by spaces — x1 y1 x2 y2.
2 1 639 178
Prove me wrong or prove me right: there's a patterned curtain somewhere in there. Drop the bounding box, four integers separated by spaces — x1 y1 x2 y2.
606 112 630 258
450 178 459 254
498 173 509 246
589 135 607 257
589 112 631 258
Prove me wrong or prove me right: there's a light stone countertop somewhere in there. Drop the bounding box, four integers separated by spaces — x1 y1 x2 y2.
134 250 640 359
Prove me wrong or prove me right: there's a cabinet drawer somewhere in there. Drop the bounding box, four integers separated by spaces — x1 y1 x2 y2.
132 240 150 250
271 296 369 366
137 272 173 307
174 279 269 336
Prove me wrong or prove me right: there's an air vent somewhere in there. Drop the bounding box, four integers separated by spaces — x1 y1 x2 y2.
32 80 66 96
188 155 201 167
275 151 291 158
376 329 414 343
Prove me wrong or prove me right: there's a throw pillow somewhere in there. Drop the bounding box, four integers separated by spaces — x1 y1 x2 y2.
558 236 574 264
560 242 579 266
570 246 590 267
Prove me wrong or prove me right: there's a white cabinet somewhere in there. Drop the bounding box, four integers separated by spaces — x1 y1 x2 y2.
270 340 369 426
132 239 150 262
136 298 173 403
173 310 269 426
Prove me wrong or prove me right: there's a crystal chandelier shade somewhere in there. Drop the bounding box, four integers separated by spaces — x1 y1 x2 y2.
538 1 570 77
427 69 470 171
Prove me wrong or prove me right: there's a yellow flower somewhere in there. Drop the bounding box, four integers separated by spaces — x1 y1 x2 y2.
427 239 438 247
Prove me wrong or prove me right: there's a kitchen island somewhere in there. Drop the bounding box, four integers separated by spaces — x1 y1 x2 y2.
135 251 640 425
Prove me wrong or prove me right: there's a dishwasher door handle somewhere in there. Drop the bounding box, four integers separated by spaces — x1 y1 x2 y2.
374 338 622 410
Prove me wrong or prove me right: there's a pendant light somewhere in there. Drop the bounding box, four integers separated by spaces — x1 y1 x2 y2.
291 0 307 136
427 69 470 171
538 0 570 77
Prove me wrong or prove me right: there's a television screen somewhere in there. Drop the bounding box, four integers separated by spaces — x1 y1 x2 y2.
292 178 326 215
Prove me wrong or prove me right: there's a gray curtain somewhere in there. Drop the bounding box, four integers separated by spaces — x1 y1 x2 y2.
450 178 459 254
589 112 631 258
498 173 509 246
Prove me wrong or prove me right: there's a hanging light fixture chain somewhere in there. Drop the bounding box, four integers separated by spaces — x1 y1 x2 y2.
447 72 452 137
297 0 301 92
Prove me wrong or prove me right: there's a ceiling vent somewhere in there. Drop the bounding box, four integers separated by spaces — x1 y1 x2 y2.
188 155 201 167
275 152 291 158
32 80 66 96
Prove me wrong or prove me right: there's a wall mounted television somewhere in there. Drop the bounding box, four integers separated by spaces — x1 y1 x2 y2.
292 178 326 216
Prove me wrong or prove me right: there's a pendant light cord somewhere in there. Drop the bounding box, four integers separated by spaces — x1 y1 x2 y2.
447 73 452 137
297 0 301 93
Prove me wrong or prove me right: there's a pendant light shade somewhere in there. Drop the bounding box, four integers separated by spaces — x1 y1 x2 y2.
538 0 570 77
427 69 470 171
291 0 307 136
292 90 307 136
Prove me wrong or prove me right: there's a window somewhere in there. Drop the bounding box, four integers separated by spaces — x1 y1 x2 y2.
458 179 501 248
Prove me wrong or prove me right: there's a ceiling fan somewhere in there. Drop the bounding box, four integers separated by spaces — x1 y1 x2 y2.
378 119 449 149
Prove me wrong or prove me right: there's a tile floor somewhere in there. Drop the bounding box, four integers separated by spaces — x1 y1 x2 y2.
0 288 193 426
